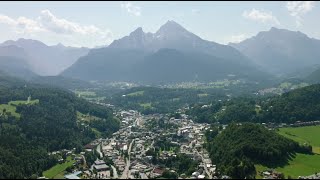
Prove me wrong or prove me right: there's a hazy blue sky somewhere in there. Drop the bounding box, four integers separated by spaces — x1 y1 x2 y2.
0 1 319 48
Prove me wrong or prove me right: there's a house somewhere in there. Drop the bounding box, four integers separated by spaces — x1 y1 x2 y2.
123 144 128 151
198 174 206 179
97 171 110 179
93 159 110 172
94 160 106 165
152 168 164 178
263 171 271 176
221 175 231 179
84 143 96 151
192 172 200 177
94 164 110 172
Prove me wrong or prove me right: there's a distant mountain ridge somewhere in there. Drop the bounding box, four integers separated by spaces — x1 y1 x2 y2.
62 20 269 83
0 56 37 80
306 66 320 83
109 20 249 63
2 23 319 83
0 38 90 76
230 27 320 75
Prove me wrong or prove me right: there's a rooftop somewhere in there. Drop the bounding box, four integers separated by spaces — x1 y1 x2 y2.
94 164 110 170
94 159 106 165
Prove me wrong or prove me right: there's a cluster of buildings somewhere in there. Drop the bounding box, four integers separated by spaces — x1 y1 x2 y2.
299 173 320 179
259 169 284 179
42 108 230 179
174 118 217 179
97 109 219 179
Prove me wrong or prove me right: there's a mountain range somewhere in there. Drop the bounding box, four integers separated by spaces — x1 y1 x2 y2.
230 27 320 75
1 21 320 84
109 20 249 63
61 20 269 83
0 38 89 76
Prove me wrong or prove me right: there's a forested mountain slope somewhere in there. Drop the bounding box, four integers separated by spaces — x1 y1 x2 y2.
0 73 119 178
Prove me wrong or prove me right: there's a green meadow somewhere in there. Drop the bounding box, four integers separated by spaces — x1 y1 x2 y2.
0 99 39 118
127 90 144 97
256 125 320 178
43 156 75 179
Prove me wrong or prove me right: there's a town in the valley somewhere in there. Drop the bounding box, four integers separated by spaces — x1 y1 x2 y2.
35 88 320 180
38 101 320 180
40 101 221 179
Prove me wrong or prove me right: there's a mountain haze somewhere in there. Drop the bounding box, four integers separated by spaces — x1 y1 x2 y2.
0 56 37 80
62 21 269 83
0 38 90 76
230 27 320 75
109 20 250 63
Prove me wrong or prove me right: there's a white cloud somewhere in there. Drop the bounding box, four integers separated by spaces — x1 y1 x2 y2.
228 34 248 43
38 9 112 38
0 15 16 26
121 1 141 16
242 9 280 25
0 14 45 34
0 10 113 47
286 1 316 27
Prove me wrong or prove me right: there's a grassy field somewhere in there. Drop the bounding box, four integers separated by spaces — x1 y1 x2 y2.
9 99 39 106
0 99 39 118
197 93 208 97
53 173 65 179
256 153 320 178
0 104 20 118
127 90 144 97
76 111 101 122
139 103 152 109
256 125 320 178
278 125 320 154
43 156 75 179
74 90 96 97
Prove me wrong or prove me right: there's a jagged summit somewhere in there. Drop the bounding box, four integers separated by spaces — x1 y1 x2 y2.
155 20 190 38
157 20 186 32
130 27 144 36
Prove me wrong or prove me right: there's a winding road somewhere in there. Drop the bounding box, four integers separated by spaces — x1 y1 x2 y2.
111 165 119 179
196 150 212 179
120 139 134 179
96 142 103 158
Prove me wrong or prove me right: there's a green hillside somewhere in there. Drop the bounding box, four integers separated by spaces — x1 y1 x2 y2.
0 73 119 179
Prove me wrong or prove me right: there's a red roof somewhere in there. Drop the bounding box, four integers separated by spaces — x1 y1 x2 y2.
153 168 164 175
84 143 96 149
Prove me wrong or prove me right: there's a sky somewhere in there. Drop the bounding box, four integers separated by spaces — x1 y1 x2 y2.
0 1 319 48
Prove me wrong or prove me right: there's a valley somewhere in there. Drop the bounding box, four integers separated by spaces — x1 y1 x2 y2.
1 2 320 179
30 80 317 179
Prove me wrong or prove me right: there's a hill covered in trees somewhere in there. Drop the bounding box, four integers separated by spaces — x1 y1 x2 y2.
188 84 320 124
205 123 312 179
0 74 119 178
306 67 320 84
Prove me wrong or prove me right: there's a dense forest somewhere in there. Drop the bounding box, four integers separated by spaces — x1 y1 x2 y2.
188 84 320 124
30 75 94 90
104 86 228 114
205 123 312 179
0 74 119 178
